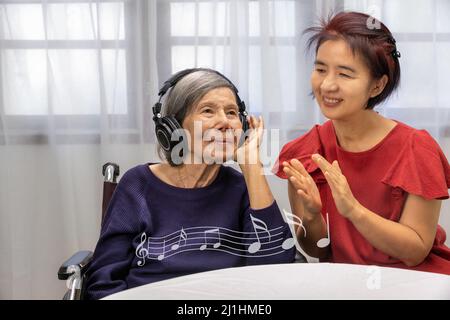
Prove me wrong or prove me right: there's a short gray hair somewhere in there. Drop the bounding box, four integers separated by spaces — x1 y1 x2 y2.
157 69 236 166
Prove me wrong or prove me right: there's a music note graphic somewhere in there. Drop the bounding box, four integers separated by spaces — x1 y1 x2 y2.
135 232 149 266
171 228 187 251
281 237 296 250
199 228 221 251
281 209 307 250
248 214 271 254
316 213 330 248
282 209 307 237
157 240 166 261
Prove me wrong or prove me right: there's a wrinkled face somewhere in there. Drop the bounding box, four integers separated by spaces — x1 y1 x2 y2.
311 38 381 120
182 87 243 164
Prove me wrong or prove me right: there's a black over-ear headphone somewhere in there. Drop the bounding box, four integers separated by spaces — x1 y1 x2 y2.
152 68 249 153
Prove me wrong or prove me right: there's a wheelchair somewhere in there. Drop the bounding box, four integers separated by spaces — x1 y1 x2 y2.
57 162 120 300
57 162 308 300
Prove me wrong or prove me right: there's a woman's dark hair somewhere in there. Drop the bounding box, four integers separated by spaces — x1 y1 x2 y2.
304 11 401 109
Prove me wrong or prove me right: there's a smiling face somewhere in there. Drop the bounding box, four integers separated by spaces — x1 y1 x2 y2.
311 38 387 121
182 87 243 164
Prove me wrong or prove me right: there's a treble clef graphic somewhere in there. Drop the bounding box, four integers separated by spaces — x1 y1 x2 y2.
135 232 149 267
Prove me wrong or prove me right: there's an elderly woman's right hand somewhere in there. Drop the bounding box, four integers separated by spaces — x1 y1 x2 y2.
283 159 322 216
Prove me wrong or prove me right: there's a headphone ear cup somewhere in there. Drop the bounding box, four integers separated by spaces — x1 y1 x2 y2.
240 113 249 134
155 116 183 152
238 113 249 147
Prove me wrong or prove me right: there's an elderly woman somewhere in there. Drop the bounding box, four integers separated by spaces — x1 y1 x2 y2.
85 68 296 300
275 12 450 274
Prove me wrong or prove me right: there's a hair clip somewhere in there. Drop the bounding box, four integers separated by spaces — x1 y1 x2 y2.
387 36 400 58
391 50 401 59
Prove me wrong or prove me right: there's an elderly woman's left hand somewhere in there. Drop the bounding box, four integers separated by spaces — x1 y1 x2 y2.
311 154 361 219
235 115 264 166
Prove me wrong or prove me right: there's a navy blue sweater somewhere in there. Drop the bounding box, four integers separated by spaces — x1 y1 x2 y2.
85 164 295 299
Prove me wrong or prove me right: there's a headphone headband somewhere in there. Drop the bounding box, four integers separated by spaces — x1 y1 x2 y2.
157 68 243 107
158 68 198 97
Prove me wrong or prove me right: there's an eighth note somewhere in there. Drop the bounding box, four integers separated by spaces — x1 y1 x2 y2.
281 238 296 250
316 213 330 248
283 209 306 238
248 214 270 254
281 209 308 250
199 228 221 251
171 228 187 251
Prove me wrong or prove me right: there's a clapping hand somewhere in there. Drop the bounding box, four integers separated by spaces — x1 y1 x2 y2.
282 159 322 216
311 154 361 219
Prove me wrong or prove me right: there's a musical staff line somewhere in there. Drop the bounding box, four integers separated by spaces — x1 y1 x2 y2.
144 225 285 241
146 246 291 261
135 214 296 266
144 230 286 249
136 233 291 265
154 234 287 251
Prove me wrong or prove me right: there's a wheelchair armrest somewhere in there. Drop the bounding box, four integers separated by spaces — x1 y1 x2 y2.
58 250 93 280
102 162 120 183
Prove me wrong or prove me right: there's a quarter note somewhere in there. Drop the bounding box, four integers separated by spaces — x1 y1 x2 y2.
171 228 187 251
316 213 330 248
199 228 221 251
248 214 270 254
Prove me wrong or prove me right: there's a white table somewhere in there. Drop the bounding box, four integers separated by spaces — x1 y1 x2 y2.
104 263 450 300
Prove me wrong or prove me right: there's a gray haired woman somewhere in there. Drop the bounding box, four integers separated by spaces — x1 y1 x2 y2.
85 68 296 300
